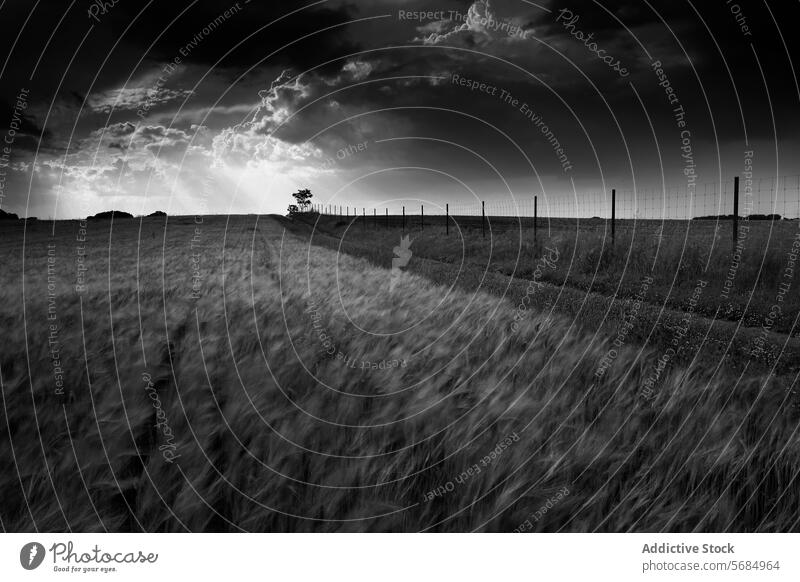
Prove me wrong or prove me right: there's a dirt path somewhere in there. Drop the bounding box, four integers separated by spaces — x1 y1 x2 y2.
277 216 800 377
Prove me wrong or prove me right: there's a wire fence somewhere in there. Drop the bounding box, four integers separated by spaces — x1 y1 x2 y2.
310 175 800 224
302 175 800 246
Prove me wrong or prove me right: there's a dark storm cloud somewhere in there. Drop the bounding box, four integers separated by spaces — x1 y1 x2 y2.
0 0 362 79
1 0 799 218
355 0 800 159
537 0 689 33
533 0 800 129
103 0 362 74
0 1 363 152
0 96 50 151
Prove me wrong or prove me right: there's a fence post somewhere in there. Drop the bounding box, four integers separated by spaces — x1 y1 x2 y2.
733 176 740 247
374 208 377 229
421 205 424 230
386 208 388 229
363 208 366 230
402 206 406 233
482 201 486 239
611 189 616 244
534 195 538 240
446 203 449 235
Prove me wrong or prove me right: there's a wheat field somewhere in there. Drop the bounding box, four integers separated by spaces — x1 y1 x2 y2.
1 215 798 532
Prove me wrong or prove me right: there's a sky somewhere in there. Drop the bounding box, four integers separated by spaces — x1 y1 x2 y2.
0 0 798 219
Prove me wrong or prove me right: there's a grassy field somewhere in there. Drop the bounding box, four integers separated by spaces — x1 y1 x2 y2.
297 214 800 332
1 215 799 532
287 213 800 374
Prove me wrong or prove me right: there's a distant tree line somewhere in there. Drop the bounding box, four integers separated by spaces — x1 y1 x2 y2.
693 214 792 221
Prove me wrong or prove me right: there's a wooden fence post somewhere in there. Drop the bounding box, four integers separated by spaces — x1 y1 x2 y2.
612 189 616 244
482 201 486 239
446 203 449 235
733 176 740 247
534 195 538 240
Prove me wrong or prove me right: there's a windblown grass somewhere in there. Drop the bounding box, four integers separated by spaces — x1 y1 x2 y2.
1 216 798 532
299 214 800 334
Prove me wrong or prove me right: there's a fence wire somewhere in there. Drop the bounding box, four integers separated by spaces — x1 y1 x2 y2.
309 175 800 226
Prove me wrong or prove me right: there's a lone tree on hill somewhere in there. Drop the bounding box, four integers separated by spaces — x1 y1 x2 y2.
291 188 313 213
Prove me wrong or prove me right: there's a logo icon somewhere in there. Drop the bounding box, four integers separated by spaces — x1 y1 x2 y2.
20 542 46 570
390 235 413 291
